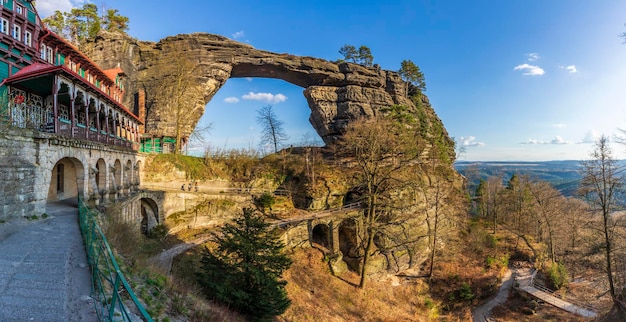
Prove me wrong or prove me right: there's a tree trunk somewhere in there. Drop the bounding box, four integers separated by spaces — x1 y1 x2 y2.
358 228 375 288
604 209 616 300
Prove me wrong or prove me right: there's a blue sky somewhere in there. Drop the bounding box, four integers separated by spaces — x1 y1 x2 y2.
37 0 626 161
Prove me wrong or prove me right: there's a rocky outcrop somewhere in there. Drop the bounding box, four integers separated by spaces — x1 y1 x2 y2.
83 32 421 143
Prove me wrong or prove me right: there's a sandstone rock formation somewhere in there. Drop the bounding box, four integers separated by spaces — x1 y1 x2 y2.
84 31 460 276
83 32 431 144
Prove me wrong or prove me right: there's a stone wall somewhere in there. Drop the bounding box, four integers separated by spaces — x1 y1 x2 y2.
0 127 142 220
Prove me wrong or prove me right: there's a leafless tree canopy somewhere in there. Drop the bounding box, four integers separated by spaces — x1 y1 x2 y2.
256 105 288 154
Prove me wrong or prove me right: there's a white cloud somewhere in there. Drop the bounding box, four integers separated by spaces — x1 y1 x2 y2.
224 97 239 103
527 53 540 61
242 92 287 104
560 65 577 73
522 136 572 144
552 123 566 128
36 0 85 18
550 136 571 144
232 31 245 39
578 130 600 144
522 138 544 144
513 64 545 76
459 136 485 147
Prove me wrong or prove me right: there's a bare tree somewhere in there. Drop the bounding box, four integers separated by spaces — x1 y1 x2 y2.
257 105 288 154
420 169 460 283
579 135 626 302
150 56 208 154
334 117 427 288
527 180 566 264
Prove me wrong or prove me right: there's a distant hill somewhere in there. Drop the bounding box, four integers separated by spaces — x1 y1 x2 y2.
454 160 583 197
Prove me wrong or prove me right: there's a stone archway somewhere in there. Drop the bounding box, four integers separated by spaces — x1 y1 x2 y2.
140 197 159 234
112 159 122 191
95 158 106 194
47 157 84 205
135 160 142 187
338 218 361 271
311 223 331 249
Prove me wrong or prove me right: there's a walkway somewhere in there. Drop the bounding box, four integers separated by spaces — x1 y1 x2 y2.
148 235 211 274
270 202 363 227
472 268 514 322
0 200 96 321
516 270 597 318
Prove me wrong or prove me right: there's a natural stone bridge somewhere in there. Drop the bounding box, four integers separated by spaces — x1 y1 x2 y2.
83 32 438 144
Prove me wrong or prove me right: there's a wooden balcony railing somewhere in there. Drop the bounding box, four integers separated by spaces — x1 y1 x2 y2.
6 103 138 150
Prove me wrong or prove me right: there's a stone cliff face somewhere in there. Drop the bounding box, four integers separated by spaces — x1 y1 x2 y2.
84 31 460 275
83 32 439 144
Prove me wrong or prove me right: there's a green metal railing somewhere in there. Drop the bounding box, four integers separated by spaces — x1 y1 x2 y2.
78 199 154 322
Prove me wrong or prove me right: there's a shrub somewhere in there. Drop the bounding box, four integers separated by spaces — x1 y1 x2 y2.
546 261 568 290
255 192 276 210
148 224 168 239
459 282 475 300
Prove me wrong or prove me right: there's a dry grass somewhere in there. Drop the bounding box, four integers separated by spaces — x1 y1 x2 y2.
103 216 246 321
278 248 436 322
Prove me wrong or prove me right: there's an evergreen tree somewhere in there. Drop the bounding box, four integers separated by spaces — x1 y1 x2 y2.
42 4 129 45
474 179 487 217
103 9 129 33
338 44 357 62
399 59 426 96
357 45 374 66
338 44 374 66
199 208 292 321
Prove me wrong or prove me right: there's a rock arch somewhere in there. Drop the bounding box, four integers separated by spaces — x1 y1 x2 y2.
84 32 418 145
338 218 361 271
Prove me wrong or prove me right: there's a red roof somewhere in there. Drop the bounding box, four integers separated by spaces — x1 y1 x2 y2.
44 31 123 86
103 67 125 81
7 63 59 79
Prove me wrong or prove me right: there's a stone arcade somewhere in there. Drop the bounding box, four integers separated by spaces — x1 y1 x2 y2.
0 1 160 230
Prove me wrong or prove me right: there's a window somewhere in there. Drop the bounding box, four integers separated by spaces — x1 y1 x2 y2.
13 25 20 41
40 44 47 60
40 45 53 63
0 18 7 34
16 6 23 15
46 47 53 63
24 31 31 46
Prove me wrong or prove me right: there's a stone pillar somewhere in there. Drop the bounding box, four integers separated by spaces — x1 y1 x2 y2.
306 220 314 247
330 220 340 254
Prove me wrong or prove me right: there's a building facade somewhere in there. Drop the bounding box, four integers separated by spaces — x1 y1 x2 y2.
0 0 142 150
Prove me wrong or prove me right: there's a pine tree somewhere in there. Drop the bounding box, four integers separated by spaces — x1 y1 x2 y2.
199 208 292 321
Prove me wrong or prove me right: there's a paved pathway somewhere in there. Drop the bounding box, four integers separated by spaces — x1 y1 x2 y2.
472 269 514 322
148 235 211 274
0 200 96 321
